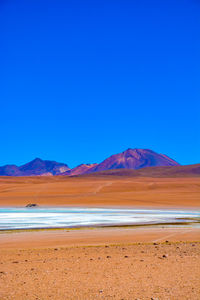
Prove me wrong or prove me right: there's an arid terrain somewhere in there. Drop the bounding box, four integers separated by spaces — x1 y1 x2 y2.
0 175 200 299
0 239 200 300
0 175 199 208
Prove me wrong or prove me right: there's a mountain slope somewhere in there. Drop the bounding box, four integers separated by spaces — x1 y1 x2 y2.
19 158 70 176
86 148 180 174
0 148 181 176
0 165 22 176
0 158 70 176
62 163 98 176
82 164 200 178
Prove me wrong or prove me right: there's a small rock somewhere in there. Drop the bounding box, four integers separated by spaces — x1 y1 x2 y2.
124 256 128 258
26 203 38 208
162 254 168 258
106 256 111 258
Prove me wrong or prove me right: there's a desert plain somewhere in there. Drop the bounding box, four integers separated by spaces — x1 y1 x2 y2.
0 175 200 299
0 175 200 208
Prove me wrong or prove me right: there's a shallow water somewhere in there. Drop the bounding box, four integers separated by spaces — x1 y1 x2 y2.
0 207 199 230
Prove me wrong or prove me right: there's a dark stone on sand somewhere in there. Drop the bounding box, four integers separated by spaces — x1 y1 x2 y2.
26 203 38 208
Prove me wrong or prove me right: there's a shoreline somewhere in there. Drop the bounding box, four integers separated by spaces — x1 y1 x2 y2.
1 204 200 211
1 203 200 209
1 219 200 233
1 225 200 249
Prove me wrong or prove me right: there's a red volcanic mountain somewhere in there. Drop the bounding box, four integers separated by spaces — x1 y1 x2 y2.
62 163 98 176
85 148 180 174
0 158 70 176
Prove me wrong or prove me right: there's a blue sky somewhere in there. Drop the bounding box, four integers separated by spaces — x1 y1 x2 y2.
1 0 200 167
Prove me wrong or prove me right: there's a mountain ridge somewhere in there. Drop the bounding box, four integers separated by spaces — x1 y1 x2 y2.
62 164 98 176
0 159 69 176
80 164 200 178
0 148 181 176
85 148 180 174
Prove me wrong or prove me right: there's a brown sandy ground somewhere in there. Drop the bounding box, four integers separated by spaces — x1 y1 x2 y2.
0 175 200 299
1 227 200 249
0 240 200 299
0 176 200 208
0 227 200 299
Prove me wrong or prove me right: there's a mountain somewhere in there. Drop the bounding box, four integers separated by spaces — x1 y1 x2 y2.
0 165 22 176
19 158 70 176
62 163 98 176
85 148 180 174
0 148 180 176
81 164 200 178
0 158 70 176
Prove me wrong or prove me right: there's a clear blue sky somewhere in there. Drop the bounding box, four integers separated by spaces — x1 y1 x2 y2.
1 0 200 167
